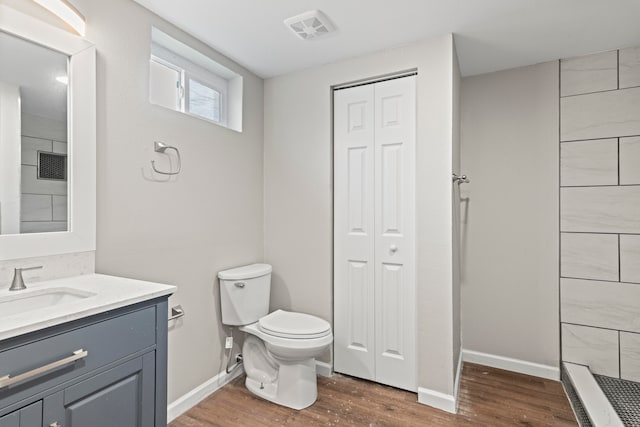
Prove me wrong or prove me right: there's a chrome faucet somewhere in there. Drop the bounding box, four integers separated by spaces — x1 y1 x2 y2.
9 266 43 291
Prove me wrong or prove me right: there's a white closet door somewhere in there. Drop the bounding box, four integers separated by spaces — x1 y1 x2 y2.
373 76 416 391
333 84 376 380
334 76 416 391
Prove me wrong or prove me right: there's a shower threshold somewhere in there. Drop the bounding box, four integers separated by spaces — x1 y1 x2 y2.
562 362 640 426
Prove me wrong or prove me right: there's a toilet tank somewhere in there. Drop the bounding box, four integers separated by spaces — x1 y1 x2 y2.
218 263 272 326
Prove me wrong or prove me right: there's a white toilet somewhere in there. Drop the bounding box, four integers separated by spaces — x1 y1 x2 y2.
218 263 333 410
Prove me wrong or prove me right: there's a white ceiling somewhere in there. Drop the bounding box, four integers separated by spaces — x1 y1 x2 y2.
133 0 640 79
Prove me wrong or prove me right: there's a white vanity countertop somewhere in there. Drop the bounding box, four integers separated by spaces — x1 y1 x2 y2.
0 273 176 341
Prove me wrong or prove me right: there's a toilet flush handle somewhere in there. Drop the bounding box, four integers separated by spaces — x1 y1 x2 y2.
234 282 246 288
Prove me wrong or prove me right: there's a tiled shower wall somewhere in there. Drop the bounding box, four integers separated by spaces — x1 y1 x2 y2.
20 113 68 233
560 47 640 381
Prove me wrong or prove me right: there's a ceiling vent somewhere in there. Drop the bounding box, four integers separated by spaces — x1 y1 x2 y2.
284 10 336 41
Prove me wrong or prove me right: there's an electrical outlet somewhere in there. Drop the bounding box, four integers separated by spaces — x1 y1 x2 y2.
225 336 233 349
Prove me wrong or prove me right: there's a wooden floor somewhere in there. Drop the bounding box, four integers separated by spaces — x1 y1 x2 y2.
169 363 577 426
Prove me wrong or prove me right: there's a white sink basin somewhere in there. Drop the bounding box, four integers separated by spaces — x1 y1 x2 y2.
0 287 96 317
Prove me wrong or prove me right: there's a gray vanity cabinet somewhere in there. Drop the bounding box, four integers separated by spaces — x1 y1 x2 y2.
0 298 169 427
0 402 42 427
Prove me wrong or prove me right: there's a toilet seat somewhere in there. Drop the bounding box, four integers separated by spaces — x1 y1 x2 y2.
258 310 331 339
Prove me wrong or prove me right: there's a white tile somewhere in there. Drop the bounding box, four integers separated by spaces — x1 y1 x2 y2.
21 136 52 166
20 165 68 196
20 194 52 222
21 112 67 141
561 186 640 233
561 51 618 97
561 233 618 281
20 221 67 233
620 332 640 382
561 86 640 141
619 136 640 185
52 195 67 221
619 46 640 89
560 139 618 186
53 141 67 154
561 278 640 333
562 324 619 377
620 234 640 284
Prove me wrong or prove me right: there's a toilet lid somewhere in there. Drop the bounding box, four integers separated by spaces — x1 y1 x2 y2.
258 310 331 339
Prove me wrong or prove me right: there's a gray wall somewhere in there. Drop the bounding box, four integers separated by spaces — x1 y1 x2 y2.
460 61 560 368
69 0 264 402
560 47 640 382
264 35 459 397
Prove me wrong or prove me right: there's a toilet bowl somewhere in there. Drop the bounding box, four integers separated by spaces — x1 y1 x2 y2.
218 264 333 410
240 310 332 409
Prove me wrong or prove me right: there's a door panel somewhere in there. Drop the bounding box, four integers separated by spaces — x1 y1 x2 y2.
43 354 155 427
334 85 375 380
380 142 403 234
0 401 41 427
346 261 368 351
0 411 18 427
380 262 403 358
373 76 416 391
347 147 368 233
18 402 41 427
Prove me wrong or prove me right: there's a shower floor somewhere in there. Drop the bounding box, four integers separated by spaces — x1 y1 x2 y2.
594 375 640 427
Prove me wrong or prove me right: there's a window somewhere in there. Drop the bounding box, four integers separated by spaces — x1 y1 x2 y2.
188 77 221 123
149 28 243 131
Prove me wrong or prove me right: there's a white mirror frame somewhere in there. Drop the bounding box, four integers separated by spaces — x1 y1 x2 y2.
0 5 95 260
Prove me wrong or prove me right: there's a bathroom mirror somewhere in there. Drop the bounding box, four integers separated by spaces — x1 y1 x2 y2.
0 30 69 235
0 5 95 260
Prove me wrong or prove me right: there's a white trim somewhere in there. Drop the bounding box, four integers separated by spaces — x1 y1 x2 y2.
417 350 463 414
315 361 333 377
418 387 457 414
563 362 623 427
167 367 244 423
462 349 560 381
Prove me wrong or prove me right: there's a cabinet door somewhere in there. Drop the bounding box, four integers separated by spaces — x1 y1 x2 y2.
0 401 42 427
43 354 155 427
0 411 18 427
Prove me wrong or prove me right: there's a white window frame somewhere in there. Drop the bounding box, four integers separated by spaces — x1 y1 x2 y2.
150 52 228 127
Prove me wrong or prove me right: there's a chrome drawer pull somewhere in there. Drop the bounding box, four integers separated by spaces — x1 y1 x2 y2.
0 349 88 389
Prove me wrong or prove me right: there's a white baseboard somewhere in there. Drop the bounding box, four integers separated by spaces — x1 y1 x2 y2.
417 350 463 414
315 361 333 377
418 387 457 414
167 366 244 422
462 349 560 381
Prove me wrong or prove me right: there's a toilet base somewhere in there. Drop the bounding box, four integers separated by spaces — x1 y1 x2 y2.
245 358 318 410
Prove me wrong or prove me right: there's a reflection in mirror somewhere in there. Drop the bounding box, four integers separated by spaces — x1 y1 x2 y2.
0 30 69 235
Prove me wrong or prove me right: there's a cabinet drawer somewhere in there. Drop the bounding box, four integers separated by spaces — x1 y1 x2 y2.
0 307 156 411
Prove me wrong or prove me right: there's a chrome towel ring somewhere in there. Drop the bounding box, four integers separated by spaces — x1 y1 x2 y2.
151 141 181 175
